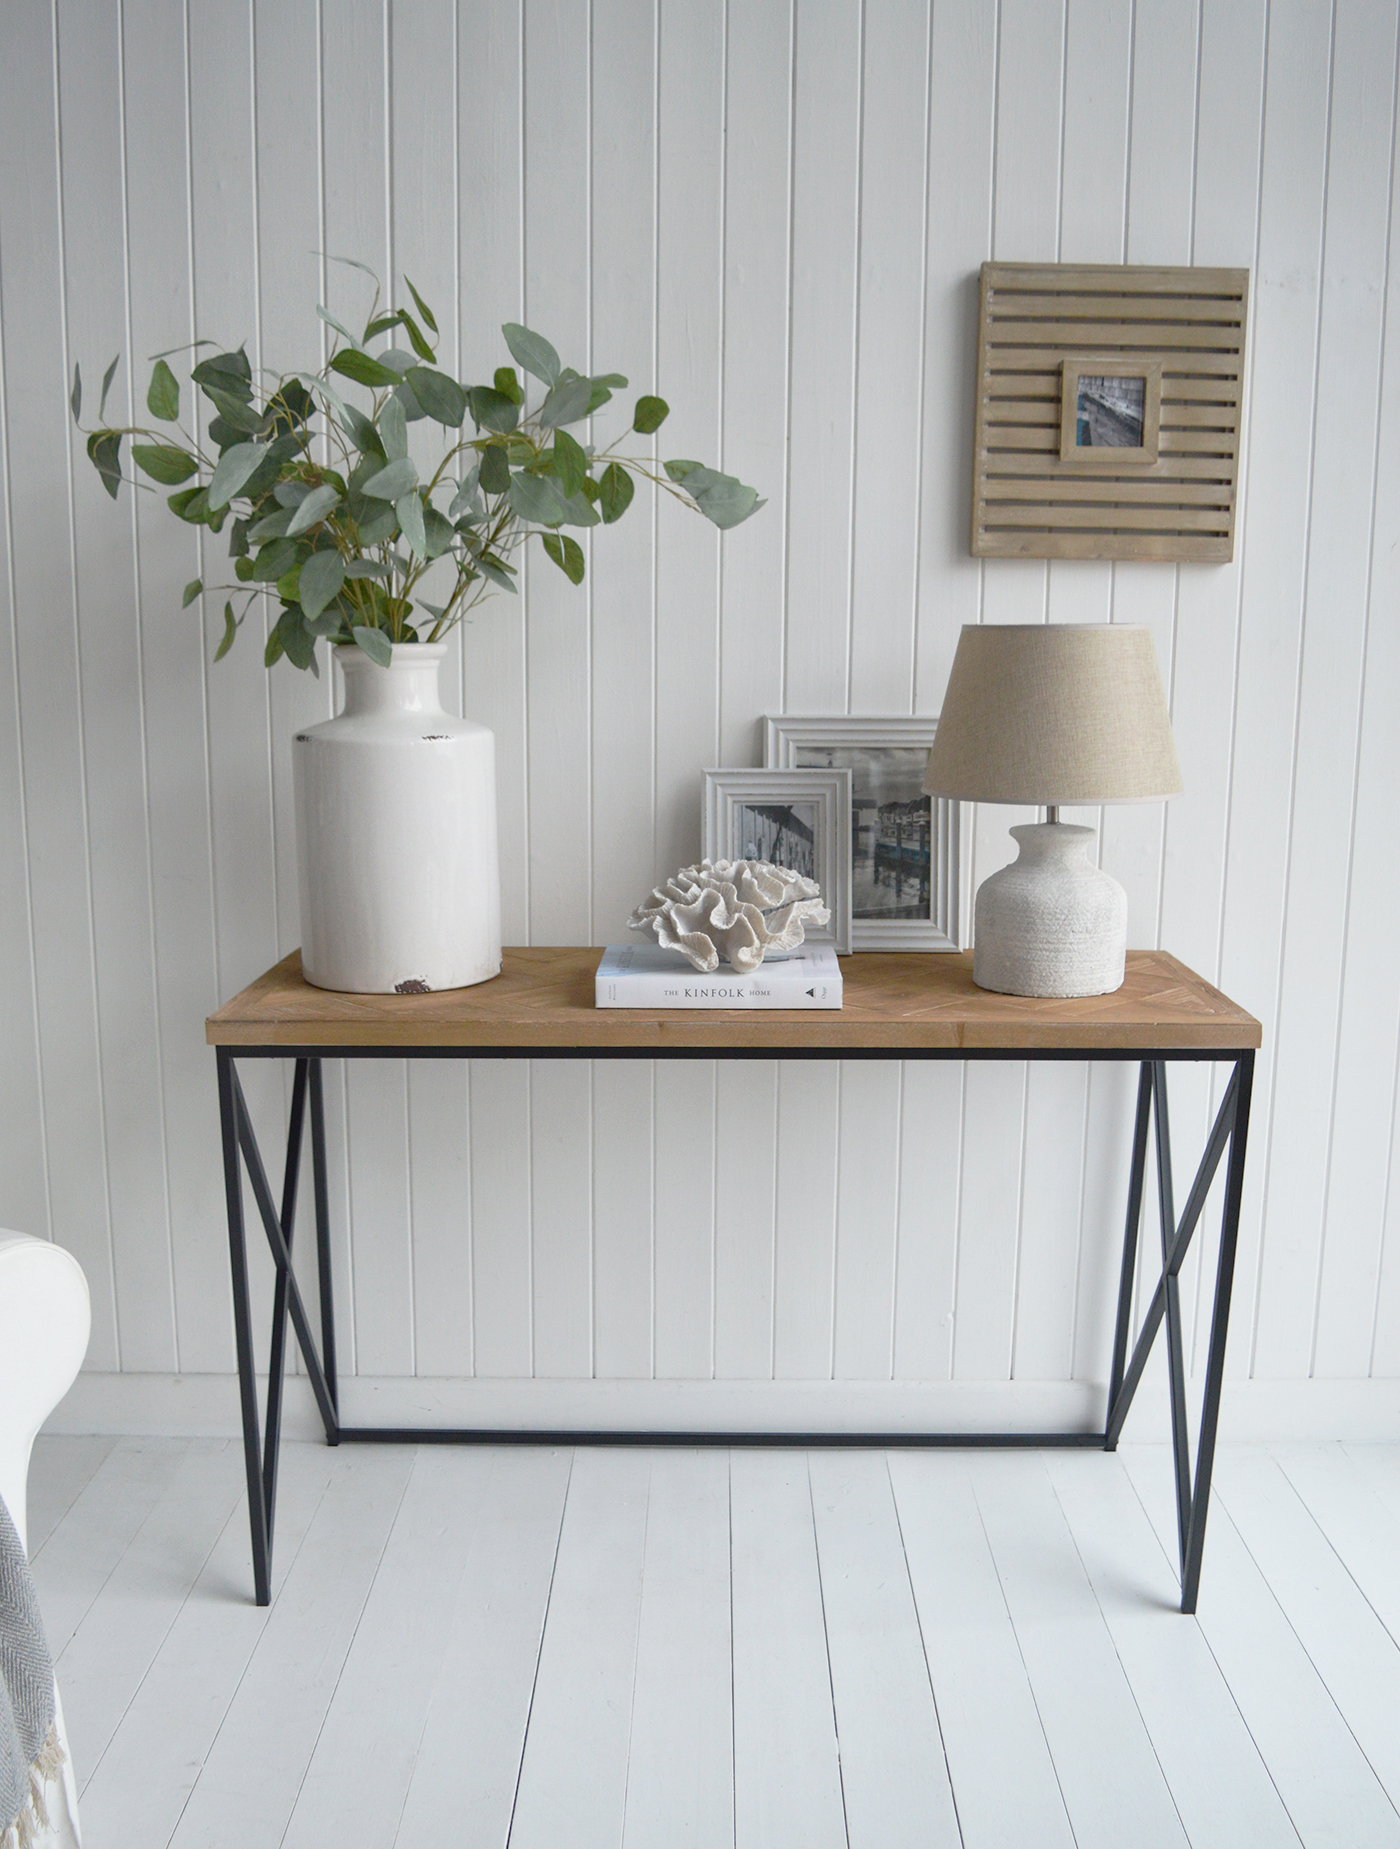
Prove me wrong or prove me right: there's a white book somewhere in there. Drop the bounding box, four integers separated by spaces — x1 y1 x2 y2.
595 943 843 1008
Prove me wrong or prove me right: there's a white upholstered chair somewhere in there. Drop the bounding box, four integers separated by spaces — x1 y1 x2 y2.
0 1232 90 1848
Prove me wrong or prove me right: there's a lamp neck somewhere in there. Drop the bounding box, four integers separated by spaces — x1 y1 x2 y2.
1045 804 1060 826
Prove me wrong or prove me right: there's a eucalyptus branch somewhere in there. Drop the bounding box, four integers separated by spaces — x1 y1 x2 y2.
71 271 763 674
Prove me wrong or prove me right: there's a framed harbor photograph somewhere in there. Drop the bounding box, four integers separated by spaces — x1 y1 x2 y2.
702 767 852 954
1058 356 1162 465
764 716 960 951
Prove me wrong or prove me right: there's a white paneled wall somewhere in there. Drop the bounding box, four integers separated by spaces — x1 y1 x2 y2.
3 0 1399 1432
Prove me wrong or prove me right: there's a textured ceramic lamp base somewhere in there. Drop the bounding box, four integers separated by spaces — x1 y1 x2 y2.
972 822 1127 998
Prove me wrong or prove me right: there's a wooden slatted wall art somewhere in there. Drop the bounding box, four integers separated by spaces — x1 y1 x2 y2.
970 262 1250 562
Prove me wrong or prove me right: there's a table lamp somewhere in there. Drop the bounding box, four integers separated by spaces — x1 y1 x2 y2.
923 624 1182 998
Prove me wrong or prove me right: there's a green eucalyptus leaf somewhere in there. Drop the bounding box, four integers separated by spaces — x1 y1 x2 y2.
398 311 435 364
182 578 203 608
493 366 523 404
362 456 418 501
376 348 418 376
208 440 269 509
501 322 560 387
467 386 519 434
299 548 346 621
191 351 252 398
329 348 404 389
345 558 388 580
131 442 198 484
393 380 425 423
677 466 766 529
99 355 120 420
267 380 315 433
87 431 123 499
405 366 466 427
537 374 594 429
585 382 615 415
448 465 482 520
541 531 585 584
559 490 600 528
475 554 518 593
341 402 385 458
146 359 180 420
264 621 285 668
276 565 302 601
404 277 438 336
478 444 510 495
422 505 456 559
363 313 401 341
274 479 313 508
250 537 299 581
396 490 427 558
507 471 569 527
285 483 341 535
215 601 239 661
316 304 358 346
599 461 635 524
663 457 703 483
206 417 243 452
202 382 265 433
234 556 255 582
633 394 669 434
278 605 319 673
594 373 628 390
70 362 81 424
353 623 393 667
356 501 398 545
168 485 211 524
228 516 251 557
379 395 409 461
552 428 587 499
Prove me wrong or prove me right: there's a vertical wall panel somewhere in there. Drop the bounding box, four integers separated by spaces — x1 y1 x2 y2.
1253 0 1400 1380
782 1 861 713
9 0 1398 1418
652 0 723 879
1221 0 1334 1377
1 4 118 1366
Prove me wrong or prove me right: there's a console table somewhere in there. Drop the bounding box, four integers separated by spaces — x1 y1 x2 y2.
207 947 1260 1610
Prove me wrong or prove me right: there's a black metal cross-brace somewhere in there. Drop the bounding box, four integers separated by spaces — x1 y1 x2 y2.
216 1044 1253 1611
1103 1052 1256 1612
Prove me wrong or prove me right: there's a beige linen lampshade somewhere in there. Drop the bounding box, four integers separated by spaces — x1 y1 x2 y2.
925 624 1181 999
923 623 1182 807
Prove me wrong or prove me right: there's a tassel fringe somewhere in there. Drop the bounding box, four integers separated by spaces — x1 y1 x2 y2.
2 1724 66 1849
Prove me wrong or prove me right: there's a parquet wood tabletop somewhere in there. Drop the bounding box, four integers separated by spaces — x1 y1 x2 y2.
207 948 1261 1052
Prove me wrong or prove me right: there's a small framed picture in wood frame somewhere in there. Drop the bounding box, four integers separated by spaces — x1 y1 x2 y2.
764 716 960 951
702 767 852 954
1059 356 1163 465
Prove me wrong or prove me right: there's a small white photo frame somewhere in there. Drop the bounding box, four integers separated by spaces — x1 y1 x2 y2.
764 715 960 951
702 767 852 954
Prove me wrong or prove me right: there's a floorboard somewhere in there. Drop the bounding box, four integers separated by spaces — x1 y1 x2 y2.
24 1437 1400 1849
1125 1445 1400 1849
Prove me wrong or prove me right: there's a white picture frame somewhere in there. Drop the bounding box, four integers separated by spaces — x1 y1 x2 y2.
701 767 852 954
764 715 960 951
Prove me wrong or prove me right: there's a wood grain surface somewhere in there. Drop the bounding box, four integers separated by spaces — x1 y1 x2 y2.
207 949 1261 1052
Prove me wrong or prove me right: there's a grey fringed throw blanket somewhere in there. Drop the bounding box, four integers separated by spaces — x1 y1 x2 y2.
0 1495 60 1849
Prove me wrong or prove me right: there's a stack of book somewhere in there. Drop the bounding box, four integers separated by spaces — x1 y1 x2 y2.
595 943 842 1009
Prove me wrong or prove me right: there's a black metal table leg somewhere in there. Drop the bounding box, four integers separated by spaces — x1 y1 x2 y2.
1102 1052 1255 1610
217 1051 341 1604
217 1049 272 1606
1181 1049 1255 1612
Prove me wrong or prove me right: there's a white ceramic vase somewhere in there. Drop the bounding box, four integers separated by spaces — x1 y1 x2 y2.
973 821 1126 998
293 643 502 994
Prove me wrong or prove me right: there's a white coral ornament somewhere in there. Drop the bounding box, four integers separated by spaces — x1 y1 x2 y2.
628 858 830 973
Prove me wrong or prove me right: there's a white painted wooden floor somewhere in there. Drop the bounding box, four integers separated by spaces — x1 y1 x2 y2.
25 1436 1400 1849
